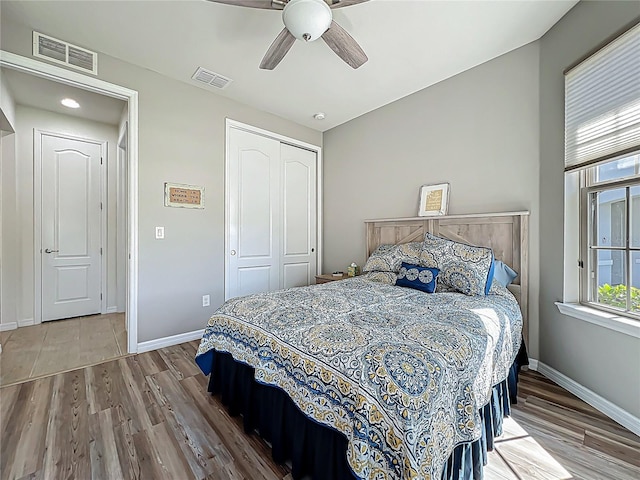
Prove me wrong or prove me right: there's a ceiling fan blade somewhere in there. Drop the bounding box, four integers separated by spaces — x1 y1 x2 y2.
327 0 369 8
260 28 296 70
206 0 279 9
321 20 368 69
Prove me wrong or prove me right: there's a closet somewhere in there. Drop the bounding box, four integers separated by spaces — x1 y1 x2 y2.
226 125 318 299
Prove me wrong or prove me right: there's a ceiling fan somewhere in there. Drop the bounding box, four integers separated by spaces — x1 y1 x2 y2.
209 0 369 70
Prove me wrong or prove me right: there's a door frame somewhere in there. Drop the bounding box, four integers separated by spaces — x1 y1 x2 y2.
0 50 140 354
34 130 107 322
224 118 323 300
116 121 128 313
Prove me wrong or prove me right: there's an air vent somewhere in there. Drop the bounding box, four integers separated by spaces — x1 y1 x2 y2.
33 31 98 75
191 67 232 90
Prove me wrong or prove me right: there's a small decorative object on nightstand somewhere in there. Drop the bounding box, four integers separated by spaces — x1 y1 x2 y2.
315 273 350 284
347 262 359 277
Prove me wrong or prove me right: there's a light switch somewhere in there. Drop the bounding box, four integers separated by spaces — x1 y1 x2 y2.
202 295 210 307
155 226 164 239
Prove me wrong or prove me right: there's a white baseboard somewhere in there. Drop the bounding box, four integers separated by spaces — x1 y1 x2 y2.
18 318 34 327
137 329 204 354
527 358 539 371
105 306 118 314
0 322 17 331
536 361 640 437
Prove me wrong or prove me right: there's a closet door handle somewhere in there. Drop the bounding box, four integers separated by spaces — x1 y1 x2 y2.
230 250 236 256
44 249 59 254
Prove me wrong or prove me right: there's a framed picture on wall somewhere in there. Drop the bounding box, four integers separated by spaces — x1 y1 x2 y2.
164 182 205 209
418 183 450 216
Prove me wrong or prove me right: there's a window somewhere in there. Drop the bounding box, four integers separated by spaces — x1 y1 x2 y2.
581 153 640 317
563 23 640 325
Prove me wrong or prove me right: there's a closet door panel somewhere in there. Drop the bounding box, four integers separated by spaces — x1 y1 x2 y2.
228 128 281 299
281 143 317 288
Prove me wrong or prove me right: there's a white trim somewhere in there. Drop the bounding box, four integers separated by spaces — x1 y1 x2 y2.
0 51 132 99
0 322 18 332
127 93 139 354
226 119 321 152
34 130 42 325
116 121 127 312
137 329 205 353
18 318 35 328
105 306 118 314
555 302 640 339
536 361 640 437
224 118 323 301
1 50 139 354
34 130 107 322
526 358 539 371
100 140 107 314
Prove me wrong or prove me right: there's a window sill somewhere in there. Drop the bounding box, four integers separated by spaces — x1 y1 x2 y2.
555 302 640 339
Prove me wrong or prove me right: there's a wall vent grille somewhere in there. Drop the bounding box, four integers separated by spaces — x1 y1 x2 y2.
191 67 232 89
33 31 98 75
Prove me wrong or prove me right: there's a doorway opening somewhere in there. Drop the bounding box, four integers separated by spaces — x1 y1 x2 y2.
0 51 139 386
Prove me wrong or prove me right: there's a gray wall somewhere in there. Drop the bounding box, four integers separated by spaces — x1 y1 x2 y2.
539 1 640 417
1 18 321 342
323 42 541 357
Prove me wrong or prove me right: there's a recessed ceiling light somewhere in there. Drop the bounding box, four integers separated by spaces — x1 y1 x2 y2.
313 112 325 120
61 98 80 109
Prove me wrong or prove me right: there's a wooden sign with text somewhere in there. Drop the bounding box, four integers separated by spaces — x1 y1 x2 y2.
164 183 205 209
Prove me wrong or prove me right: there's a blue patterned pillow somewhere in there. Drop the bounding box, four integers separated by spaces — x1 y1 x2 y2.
421 233 495 296
363 242 424 273
396 263 439 293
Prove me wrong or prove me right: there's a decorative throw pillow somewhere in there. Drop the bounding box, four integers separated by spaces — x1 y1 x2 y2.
363 242 424 273
396 263 439 293
492 260 518 287
421 233 495 296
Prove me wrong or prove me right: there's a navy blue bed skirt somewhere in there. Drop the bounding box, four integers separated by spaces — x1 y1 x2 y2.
205 341 528 480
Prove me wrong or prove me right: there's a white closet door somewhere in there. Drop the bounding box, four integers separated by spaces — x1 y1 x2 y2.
228 128 281 298
280 143 317 289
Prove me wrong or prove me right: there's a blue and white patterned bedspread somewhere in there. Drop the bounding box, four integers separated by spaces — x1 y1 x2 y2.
195 276 523 480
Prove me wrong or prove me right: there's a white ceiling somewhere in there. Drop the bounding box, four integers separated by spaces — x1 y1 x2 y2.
2 0 578 132
2 68 126 125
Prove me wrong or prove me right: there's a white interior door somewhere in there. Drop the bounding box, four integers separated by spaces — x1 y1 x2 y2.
41 133 102 321
228 128 281 298
281 143 317 288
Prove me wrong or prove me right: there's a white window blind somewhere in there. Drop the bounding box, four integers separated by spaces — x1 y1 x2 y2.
565 23 640 171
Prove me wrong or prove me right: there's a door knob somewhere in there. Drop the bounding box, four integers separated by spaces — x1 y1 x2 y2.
44 248 59 254
230 250 236 256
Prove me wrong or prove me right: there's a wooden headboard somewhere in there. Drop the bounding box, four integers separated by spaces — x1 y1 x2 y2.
365 211 530 342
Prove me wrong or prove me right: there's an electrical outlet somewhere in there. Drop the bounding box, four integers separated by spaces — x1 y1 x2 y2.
202 294 210 307
155 226 164 239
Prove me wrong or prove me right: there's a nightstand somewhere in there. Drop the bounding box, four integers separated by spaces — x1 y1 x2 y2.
315 273 351 284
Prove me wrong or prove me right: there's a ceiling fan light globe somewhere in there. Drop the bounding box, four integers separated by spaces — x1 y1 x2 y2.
282 0 332 42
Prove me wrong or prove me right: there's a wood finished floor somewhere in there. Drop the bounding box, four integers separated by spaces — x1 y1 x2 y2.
0 341 638 480
0 313 127 387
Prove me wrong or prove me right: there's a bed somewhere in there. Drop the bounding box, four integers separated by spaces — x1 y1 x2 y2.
196 211 529 480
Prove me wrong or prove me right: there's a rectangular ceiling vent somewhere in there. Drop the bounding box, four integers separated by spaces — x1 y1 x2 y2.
191 67 232 90
33 31 98 75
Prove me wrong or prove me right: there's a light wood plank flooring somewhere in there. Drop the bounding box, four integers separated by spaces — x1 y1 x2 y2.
0 341 638 480
0 313 126 387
